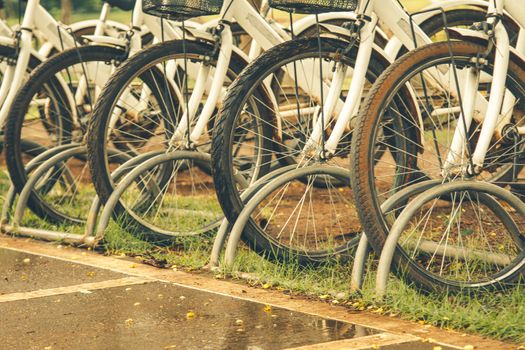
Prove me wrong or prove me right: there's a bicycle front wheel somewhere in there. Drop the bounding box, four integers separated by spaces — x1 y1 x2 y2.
351 40 525 292
4 45 127 224
87 39 247 240
212 37 390 265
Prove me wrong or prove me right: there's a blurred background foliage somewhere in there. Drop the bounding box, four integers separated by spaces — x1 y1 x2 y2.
2 0 103 23
0 0 427 25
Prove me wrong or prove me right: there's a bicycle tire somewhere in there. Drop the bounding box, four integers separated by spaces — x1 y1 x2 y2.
4 44 128 224
212 37 389 265
351 40 525 292
87 39 248 219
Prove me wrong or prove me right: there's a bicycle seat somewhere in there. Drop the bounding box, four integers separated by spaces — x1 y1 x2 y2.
105 0 134 11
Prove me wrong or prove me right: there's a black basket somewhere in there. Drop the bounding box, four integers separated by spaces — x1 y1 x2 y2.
269 0 357 14
143 0 224 21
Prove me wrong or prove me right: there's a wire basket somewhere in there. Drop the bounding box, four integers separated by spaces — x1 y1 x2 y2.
269 0 357 14
143 0 224 21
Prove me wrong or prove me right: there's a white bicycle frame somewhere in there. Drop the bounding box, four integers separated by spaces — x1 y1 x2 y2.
165 0 371 146
0 0 130 128
304 0 525 157
165 0 512 155
38 0 202 132
443 0 525 172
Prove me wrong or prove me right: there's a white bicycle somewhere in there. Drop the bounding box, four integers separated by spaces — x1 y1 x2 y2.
84 0 507 260
0 0 222 224
351 0 525 291
209 0 518 264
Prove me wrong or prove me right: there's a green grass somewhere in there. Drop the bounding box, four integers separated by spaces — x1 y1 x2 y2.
4 9 133 27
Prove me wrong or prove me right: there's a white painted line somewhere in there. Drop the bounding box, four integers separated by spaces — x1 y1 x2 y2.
0 245 145 278
283 333 419 350
0 276 153 303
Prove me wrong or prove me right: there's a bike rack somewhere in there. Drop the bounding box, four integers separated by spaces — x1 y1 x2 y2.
83 150 165 240
93 150 221 244
2 145 99 245
5 147 523 299
374 180 525 298
217 164 356 267
0 144 90 243
349 179 525 299
2 143 274 257
1 144 79 225
1 144 134 246
349 180 441 292
208 164 304 267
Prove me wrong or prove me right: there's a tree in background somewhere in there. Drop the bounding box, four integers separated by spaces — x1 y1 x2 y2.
2 0 262 22
60 0 72 24
3 0 101 20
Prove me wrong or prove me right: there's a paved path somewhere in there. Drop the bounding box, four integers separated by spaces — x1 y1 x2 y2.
0 236 516 349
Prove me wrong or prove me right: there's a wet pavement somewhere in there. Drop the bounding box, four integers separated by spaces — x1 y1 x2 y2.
2 281 377 349
0 246 379 349
0 243 492 349
0 248 124 293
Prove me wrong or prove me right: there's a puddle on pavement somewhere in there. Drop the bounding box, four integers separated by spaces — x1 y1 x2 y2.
1 281 378 349
0 248 124 294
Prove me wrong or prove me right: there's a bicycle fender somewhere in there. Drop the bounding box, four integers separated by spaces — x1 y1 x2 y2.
448 27 525 65
82 35 128 48
69 19 129 34
296 13 389 47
